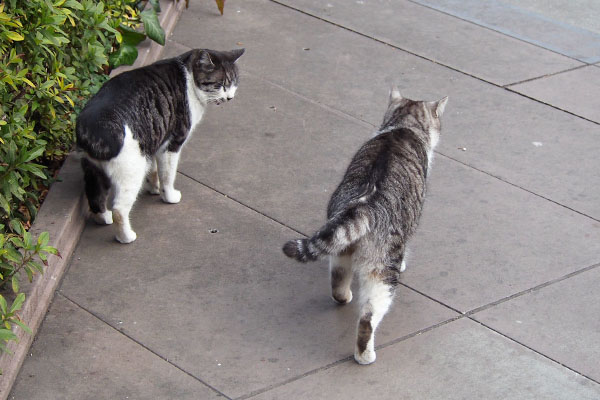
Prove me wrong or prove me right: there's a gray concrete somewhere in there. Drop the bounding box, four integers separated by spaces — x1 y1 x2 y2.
252 319 600 400
272 0 582 85
10 0 600 399
413 0 600 63
9 296 220 400
510 65 600 123
474 266 600 382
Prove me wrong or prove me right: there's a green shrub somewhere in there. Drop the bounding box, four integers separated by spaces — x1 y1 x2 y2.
0 0 167 358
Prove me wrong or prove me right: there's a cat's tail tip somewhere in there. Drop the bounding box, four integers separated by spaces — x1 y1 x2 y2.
282 239 317 263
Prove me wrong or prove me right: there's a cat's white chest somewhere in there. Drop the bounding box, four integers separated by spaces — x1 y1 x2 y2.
185 69 206 132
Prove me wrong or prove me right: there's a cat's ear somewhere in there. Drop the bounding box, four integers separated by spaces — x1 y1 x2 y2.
436 96 448 117
429 96 448 118
196 50 215 72
389 86 402 102
229 48 245 63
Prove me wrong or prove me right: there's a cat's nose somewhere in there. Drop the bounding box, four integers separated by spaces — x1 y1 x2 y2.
227 96 233 101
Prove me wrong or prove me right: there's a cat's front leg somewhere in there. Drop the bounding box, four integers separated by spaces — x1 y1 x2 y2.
156 150 182 204
354 266 397 365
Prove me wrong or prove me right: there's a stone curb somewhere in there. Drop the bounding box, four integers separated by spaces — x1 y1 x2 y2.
0 1 185 397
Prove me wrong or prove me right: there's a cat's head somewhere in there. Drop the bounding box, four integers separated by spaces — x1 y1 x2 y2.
188 48 245 105
383 87 448 148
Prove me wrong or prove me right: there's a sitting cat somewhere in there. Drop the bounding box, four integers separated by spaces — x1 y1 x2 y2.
76 48 244 243
283 88 448 364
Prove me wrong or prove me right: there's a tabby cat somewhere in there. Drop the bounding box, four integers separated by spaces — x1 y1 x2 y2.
76 48 244 243
283 88 448 364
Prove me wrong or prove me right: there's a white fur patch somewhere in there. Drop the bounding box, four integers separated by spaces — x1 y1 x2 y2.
185 69 206 133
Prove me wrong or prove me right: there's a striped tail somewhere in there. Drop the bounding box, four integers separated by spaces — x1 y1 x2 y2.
282 205 370 262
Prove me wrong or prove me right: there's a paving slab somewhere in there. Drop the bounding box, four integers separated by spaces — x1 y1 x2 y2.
9 296 219 400
169 2 600 221
412 0 600 63
251 318 600 400
404 156 600 312
509 65 600 123
473 265 600 382
58 175 457 399
272 0 582 85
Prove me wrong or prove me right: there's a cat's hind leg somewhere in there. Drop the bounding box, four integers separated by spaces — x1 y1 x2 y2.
354 265 399 365
143 157 160 195
329 252 353 304
81 157 112 225
107 127 149 244
156 150 181 204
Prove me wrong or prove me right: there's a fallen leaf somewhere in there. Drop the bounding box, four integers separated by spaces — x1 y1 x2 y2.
215 0 225 15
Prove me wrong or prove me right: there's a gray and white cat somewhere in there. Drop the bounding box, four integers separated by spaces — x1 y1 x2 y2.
283 88 448 364
76 48 244 243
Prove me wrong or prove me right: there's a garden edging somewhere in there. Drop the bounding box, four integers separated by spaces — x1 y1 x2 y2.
0 0 185 397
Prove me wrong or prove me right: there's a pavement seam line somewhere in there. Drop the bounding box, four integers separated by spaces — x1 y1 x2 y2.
468 317 600 386
466 261 600 316
177 170 308 237
237 316 465 400
405 0 589 64
503 64 591 87
504 87 600 126
268 0 600 127
55 292 234 400
435 152 600 223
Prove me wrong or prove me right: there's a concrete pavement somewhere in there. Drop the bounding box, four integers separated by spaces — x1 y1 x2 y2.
10 0 600 398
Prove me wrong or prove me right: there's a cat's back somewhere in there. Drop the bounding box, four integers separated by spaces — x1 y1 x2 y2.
76 59 186 160
328 128 429 218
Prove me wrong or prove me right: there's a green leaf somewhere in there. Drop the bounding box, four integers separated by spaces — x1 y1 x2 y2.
38 232 50 247
64 0 83 10
11 275 19 293
9 293 25 313
109 43 138 68
119 25 146 46
140 9 165 45
23 146 46 163
0 194 10 214
17 163 48 179
10 319 32 335
23 232 33 250
5 31 24 41
41 246 58 255
0 329 18 341
0 296 7 314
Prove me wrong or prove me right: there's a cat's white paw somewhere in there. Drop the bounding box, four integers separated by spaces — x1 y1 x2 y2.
92 210 113 225
400 259 406 272
115 229 137 244
161 188 181 204
332 290 353 305
354 349 376 365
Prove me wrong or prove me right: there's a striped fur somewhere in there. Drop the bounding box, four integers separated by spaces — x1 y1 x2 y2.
282 88 448 364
